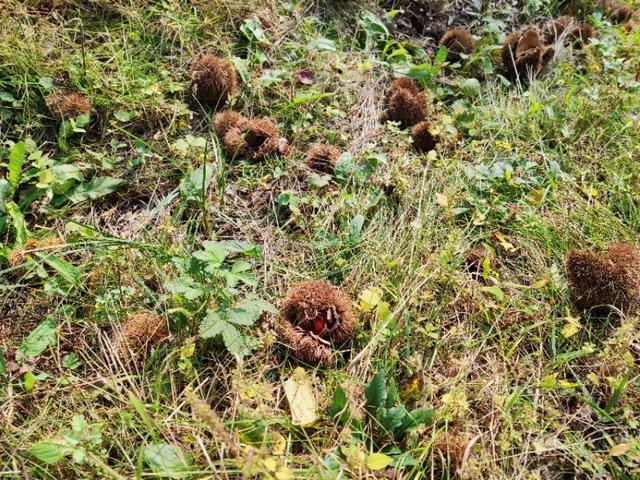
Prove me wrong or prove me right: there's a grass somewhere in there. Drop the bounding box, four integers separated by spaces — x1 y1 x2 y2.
2 0 640 478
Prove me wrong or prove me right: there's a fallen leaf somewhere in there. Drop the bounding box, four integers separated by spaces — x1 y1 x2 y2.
609 443 631 457
283 368 317 427
366 452 393 470
359 287 382 312
435 192 448 207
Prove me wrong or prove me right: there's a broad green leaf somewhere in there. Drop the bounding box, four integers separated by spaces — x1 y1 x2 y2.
143 442 192 479
29 441 69 464
164 276 204 300
365 371 387 411
226 297 277 326
0 347 6 376
459 78 481 98
0 179 10 208
68 176 122 203
179 163 214 201
17 317 57 358
380 405 407 433
36 253 80 285
283 367 318 427
366 452 392 471
8 141 26 197
198 311 225 338
114 110 135 122
328 386 349 424
399 407 435 432
386 377 399 408
6 201 27 246
219 322 250 359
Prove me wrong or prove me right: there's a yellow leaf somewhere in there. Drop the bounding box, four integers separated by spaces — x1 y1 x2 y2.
609 443 631 457
359 287 382 312
283 367 317 427
271 431 287 455
342 445 366 469
435 193 448 207
533 277 550 289
494 232 515 252
561 315 581 339
260 457 278 472
275 465 294 480
366 452 393 471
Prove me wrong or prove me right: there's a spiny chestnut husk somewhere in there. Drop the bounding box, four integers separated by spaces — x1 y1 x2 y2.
567 23 596 47
114 311 169 360
306 143 341 174
439 28 475 62
610 5 633 23
213 110 243 138
214 112 290 161
278 281 356 366
542 15 573 43
411 121 439 153
45 91 92 120
386 77 427 128
190 53 239 108
502 27 555 81
566 242 640 314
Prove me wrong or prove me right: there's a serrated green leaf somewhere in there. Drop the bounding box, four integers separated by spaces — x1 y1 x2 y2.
198 311 225 338
380 405 407 433
8 141 26 197
164 276 204 300
219 322 250 358
399 407 435 432
29 441 69 464
17 317 57 358
386 377 399 408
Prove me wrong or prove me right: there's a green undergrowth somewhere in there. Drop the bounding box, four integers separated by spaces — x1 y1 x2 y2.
1 0 640 478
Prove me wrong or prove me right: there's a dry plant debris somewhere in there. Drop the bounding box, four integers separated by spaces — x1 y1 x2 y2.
502 27 555 80
566 242 640 314
45 91 92 119
190 53 239 108
278 281 356 366
439 28 475 62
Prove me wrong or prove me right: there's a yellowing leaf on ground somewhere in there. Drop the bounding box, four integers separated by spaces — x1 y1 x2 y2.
271 431 287 455
561 314 581 339
359 287 382 312
609 443 631 457
494 232 515 252
283 368 317 427
533 277 550 289
367 452 392 470
435 192 448 207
